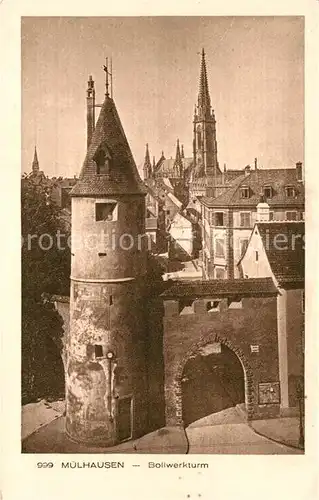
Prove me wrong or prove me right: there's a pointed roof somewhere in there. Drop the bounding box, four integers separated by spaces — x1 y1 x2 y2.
71 95 146 197
144 143 151 165
198 48 211 112
32 146 39 173
143 143 152 177
174 139 183 174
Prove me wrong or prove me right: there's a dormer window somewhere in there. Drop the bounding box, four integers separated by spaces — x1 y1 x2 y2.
285 186 295 198
240 186 250 199
263 186 273 199
94 147 112 175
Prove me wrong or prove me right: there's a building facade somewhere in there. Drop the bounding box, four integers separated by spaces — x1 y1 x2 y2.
200 165 305 279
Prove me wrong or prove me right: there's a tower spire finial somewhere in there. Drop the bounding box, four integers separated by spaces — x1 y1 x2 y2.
198 47 211 112
103 57 109 97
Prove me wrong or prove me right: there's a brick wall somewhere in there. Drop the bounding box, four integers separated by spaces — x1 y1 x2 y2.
163 295 280 425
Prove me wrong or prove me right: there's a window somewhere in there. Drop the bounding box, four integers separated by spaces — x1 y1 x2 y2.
215 212 225 226
95 202 117 221
228 297 243 309
255 251 259 261
215 267 226 279
94 148 112 175
285 186 295 198
286 211 297 221
94 345 103 358
239 238 249 257
240 212 251 227
179 299 195 315
206 300 220 312
215 238 225 258
240 187 250 199
300 212 305 221
269 211 274 221
263 186 273 199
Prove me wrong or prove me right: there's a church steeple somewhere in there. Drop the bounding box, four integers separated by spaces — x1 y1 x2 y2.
32 146 39 175
193 48 220 182
173 139 183 177
197 48 211 116
143 143 152 180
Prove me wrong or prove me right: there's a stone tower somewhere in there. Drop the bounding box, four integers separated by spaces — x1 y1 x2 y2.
66 67 148 447
193 49 220 182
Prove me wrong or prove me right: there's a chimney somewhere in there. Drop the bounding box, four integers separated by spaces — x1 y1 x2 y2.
256 199 270 222
86 75 95 150
244 165 251 176
254 157 258 170
296 161 303 182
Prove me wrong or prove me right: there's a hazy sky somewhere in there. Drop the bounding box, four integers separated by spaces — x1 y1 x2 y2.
21 16 304 178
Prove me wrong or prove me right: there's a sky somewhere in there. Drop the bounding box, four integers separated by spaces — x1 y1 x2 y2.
21 16 304 178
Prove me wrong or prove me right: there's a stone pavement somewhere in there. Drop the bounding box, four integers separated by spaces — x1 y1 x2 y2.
22 416 188 454
21 401 303 455
250 417 303 450
185 406 302 454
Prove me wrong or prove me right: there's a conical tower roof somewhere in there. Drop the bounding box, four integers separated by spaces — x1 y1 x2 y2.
71 94 146 197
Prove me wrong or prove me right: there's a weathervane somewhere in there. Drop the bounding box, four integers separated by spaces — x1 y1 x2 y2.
103 57 113 98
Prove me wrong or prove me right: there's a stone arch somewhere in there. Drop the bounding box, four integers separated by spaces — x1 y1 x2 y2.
172 332 254 427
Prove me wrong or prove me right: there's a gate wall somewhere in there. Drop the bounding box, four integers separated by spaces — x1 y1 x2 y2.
163 295 280 426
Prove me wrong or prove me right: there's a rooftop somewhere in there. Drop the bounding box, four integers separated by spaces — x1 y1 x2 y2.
256 221 304 285
201 167 304 208
161 277 277 298
71 95 146 197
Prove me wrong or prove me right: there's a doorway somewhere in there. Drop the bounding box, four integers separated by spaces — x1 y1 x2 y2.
181 343 245 426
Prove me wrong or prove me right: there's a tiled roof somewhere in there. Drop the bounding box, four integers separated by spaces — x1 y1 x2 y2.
161 277 277 298
201 168 304 207
257 222 304 285
71 95 146 197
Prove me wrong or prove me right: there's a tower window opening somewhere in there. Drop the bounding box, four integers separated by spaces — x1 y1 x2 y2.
94 345 103 358
228 297 243 309
179 299 195 315
109 295 113 306
96 202 117 222
206 300 220 312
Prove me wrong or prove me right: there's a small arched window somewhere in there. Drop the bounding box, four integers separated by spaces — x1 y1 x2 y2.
94 147 112 175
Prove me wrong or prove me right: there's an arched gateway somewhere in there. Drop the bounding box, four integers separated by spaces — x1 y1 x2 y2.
166 333 255 427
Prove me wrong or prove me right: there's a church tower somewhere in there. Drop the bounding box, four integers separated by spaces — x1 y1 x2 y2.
143 143 152 180
193 49 220 182
31 146 40 175
66 64 148 446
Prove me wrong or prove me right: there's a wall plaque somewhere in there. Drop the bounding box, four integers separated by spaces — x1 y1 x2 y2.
258 382 280 404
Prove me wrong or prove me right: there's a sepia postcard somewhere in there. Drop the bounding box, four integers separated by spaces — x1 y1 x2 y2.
1 2 318 500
